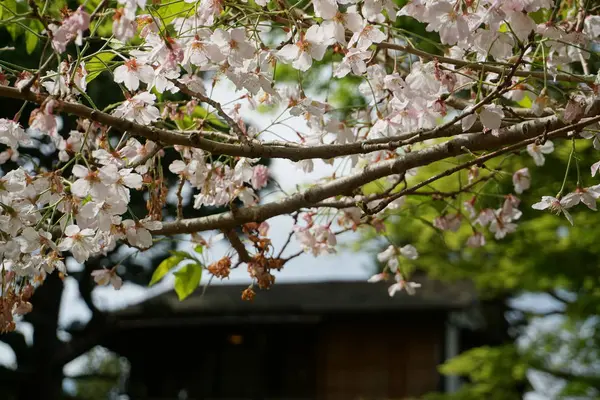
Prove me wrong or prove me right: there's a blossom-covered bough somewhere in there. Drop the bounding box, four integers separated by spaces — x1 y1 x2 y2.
0 0 598 333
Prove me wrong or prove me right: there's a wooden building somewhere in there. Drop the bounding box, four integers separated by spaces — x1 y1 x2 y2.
102 276 477 400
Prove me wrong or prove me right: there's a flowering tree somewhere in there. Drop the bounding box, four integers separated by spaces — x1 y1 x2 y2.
363 137 600 399
0 0 598 345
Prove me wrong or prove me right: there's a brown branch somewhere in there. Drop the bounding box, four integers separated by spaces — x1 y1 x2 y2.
368 114 600 213
0 84 512 161
376 42 593 84
269 15 594 84
223 229 252 263
411 174 495 198
445 96 554 118
172 80 248 141
152 107 600 235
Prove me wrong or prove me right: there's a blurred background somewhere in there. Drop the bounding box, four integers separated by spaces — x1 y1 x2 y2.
1 1 600 399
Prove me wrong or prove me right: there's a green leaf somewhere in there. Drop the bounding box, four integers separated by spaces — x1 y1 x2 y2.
169 250 195 259
194 245 204 254
149 255 184 286
3 0 22 41
85 51 116 83
24 31 38 55
25 21 43 55
174 105 229 132
173 263 203 301
155 0 196 26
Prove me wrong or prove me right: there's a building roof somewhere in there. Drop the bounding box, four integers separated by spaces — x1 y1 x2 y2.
113 276 476 327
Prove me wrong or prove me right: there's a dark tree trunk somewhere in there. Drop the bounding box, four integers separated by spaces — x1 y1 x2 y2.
18 272 64 400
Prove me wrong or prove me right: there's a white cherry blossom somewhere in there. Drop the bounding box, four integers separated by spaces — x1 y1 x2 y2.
58 225 98 263
561 185 600 211
527 141 554 166
112 92 160 125
513 168 531 194
532 196 575 225
388 274 421 297
277 25 330 72
113 58 154 91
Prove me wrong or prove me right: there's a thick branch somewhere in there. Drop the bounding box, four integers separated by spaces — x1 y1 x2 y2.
0 85 521 161
154 108 600 235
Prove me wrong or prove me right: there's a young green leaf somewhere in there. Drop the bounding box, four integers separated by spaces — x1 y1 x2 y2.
149 254 184 286
85 52 116 83
25 21 43 55
173 263 203 301
169 250 195 259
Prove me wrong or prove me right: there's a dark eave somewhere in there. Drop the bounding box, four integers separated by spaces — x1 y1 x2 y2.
112 277 476 326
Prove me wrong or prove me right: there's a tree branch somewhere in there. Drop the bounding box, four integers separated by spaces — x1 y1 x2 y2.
0 85 533 162
223 229 252 263
153 108 600 235
269 15 594 84
172 80 248 141
376 42 594 84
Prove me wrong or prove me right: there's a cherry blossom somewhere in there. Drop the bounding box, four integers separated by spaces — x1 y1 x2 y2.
57 225 98 264
378 245 399 271
467 232 486 248
532 196 575 225
489 211 519 239
122 219 162 249
348 22 387 49
0 0 597 327
113 8 137 42
423 1 469 45
71 164 119 201
277 26 331 72
513 168 531 194
0 119 29 150
114 59 154 91
182 30 225 68
388 274 421 297
399 244 419 260
17 228 57 253
251 165 269 190
434 213 462 232
462 105 505 133
322 8 363 45
112 92 160 125
91 268 123 290
334 48 371 78
527 141 555 166
210 28 254 67
49 8 90 53
367 272 389 283
313 0 338 19
561 185 600 211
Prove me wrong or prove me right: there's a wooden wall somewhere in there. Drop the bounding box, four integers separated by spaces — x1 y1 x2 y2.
316 315 444 400
115 312 446 399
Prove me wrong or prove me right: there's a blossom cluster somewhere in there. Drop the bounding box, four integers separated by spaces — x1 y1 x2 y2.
0 0 597 323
